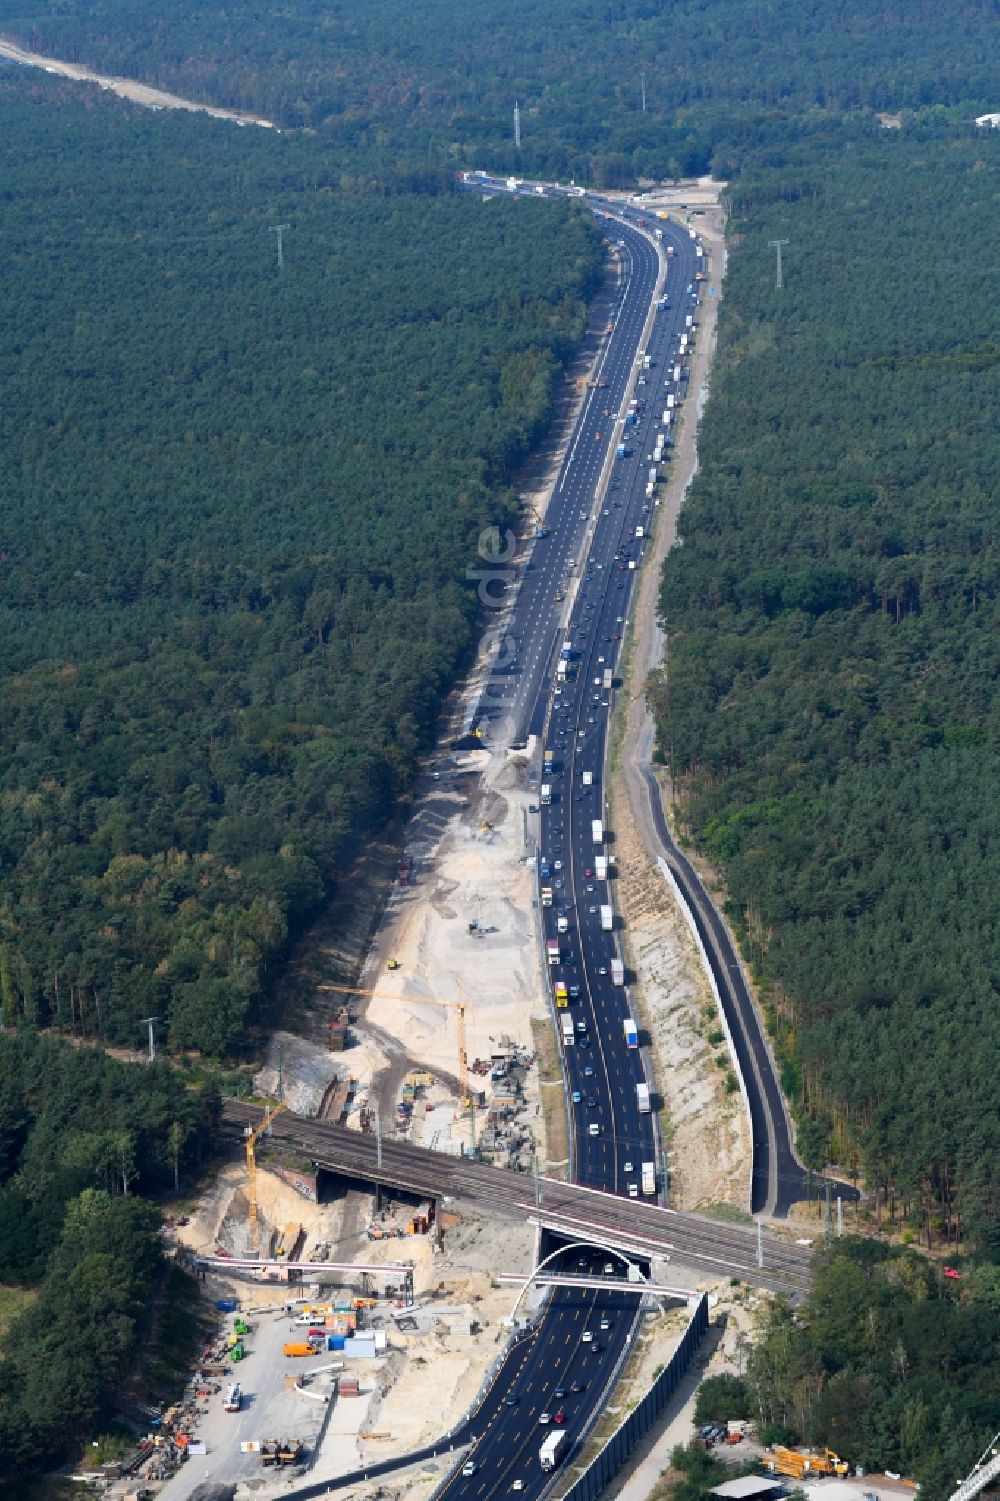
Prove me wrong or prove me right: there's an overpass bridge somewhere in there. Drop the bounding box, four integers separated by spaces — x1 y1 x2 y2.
221 1101 813 1299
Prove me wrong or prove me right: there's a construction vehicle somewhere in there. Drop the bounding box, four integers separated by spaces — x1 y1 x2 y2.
526 503 548 539
244 1100 288 1254
387 958 400 970
315 981 470 1109
766 1447 849 1479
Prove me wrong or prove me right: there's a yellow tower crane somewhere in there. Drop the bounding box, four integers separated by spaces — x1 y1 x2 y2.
317 982 470 1108
245 1101 287 1254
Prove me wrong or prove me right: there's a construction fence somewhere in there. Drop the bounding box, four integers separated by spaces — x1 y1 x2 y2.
553 1292 710 1501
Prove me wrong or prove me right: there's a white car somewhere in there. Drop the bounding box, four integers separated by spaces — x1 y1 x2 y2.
582 1330 594 1342
539 1411 551 1426
463 1461 477 1476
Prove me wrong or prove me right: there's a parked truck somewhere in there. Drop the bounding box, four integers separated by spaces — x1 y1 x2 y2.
623 1018 638 1048
611 957 625 986
641 1161 656 1195
636 1082 651 1113
591 819 604 847
600 905 613 932
283 1343 316 1358
540 1430 568 1471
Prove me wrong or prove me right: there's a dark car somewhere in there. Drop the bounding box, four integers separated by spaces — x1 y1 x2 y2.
505 1393 519 1407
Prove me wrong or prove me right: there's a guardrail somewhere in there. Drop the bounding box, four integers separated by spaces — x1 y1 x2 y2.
550 1292 709 1501
658 856 754 1217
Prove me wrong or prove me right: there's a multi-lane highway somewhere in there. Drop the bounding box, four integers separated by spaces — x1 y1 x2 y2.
434 186 706 1499
273 183 833 1498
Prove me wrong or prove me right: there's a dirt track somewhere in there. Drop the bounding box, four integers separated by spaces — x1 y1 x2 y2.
0 35 276 126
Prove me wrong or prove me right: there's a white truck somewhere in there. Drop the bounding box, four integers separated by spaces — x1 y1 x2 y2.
547 939 560 966
595 855 608 880
602 668 613 690
540 783 552 806
540 1429 568 1471
611 957 625 986
666 393 675 410
686 313 693 327
556 658 567 680
582 769 593 787
560 1013 575 1048
641 1161 656 1195
636 1082 651 1113
673 363 682 383
600 905 613 932
557 914 568 933
591 819 603 847
623 1018 638 1048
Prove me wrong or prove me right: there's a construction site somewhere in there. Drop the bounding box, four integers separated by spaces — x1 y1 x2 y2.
96 185 757 1501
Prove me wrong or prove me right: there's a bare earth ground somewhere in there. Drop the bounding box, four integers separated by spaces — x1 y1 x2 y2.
605 185 752 1212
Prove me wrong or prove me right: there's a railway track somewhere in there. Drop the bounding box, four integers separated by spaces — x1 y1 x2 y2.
221 1100 812 1298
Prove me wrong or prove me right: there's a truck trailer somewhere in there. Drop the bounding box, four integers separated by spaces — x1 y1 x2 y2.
591 819 604 847
641 1161 656 1195
561 1014 575 1048
595 855 608 880
540 1430 568 1471
611 958 625 986
623 1018 638 1048
600 905 613 932
546 939 560 966
636 1082 651 1113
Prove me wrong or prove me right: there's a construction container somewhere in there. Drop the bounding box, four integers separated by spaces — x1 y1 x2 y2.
343 1336 377 1359
328 1335 346 1351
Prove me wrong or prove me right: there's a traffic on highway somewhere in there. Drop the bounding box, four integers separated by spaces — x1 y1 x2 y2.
435 179 704 1498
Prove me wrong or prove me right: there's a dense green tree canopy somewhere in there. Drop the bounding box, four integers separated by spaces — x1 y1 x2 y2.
0 75 603 1057
747 1240 1000 1497
656 127 1000 1246
0 0 995 182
